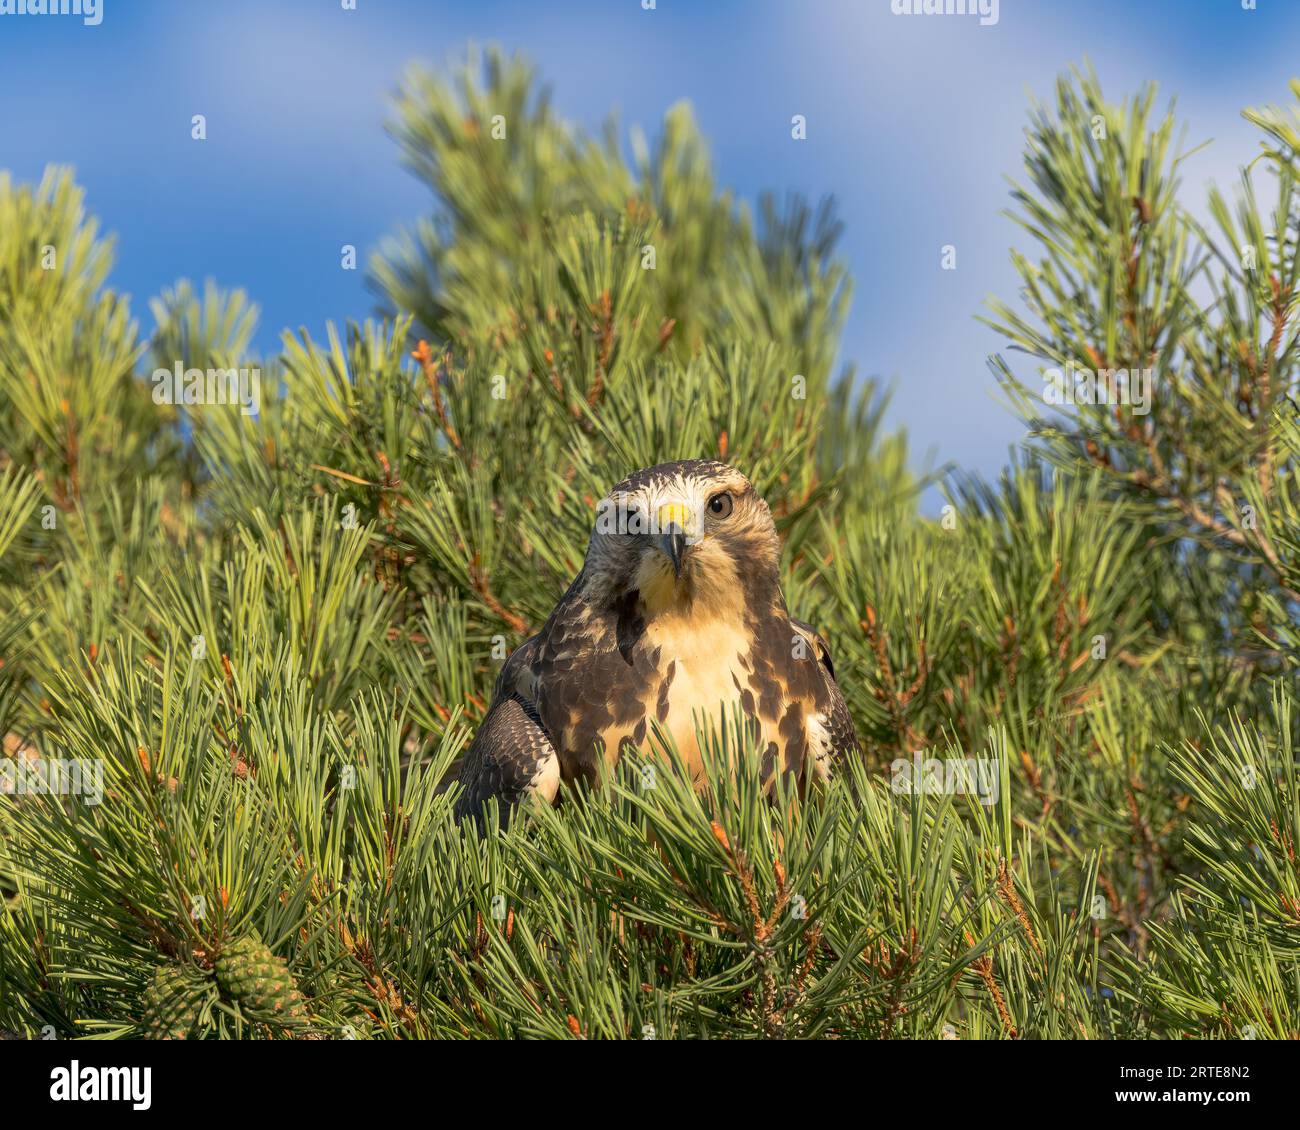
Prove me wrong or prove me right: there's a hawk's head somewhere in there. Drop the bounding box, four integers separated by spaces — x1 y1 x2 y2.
584 460 781 616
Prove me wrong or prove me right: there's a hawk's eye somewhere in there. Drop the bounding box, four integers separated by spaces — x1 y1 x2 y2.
707 491 734 519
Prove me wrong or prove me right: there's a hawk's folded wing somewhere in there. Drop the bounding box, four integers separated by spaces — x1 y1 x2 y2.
454 637 560 826
791 617 861 774
454 692 559 826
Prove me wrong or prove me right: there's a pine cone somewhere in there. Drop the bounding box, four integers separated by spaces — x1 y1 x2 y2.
138 964 206 1040
215 935 307 1027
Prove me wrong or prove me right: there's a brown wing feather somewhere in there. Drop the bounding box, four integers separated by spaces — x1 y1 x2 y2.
791 617 861 770
454 637 559 827
454 693 558 827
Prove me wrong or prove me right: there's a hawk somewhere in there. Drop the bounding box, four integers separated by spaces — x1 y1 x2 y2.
454 459 860 824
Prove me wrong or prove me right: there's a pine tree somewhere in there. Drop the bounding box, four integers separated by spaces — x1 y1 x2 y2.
0 50 1296 1039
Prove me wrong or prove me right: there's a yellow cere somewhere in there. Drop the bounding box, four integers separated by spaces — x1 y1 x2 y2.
656 501 693 533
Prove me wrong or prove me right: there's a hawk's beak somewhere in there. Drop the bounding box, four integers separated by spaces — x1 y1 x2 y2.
656 502 693 577
660 524 688 577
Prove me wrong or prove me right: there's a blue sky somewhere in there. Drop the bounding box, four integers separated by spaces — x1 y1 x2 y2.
2 0 1299 485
